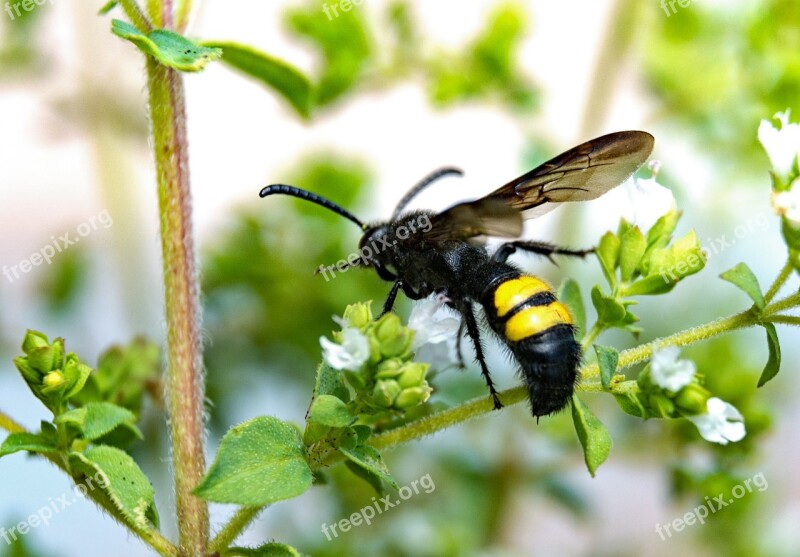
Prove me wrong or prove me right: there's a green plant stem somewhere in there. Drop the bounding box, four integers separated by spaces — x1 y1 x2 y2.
118 0 152 32
175 0 192 32
763 291 800 316
210 506 263 553
581 323 604 351
0 410 25 434
145 53 209 556
765 259 794 303
0 413 178 555
767 315 800 325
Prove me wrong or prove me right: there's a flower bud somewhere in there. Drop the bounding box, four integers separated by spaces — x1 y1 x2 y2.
14 356 41 384
373 314 413 358
343 303 373 330
397 362 429 389
374 359 404 379
647 393 675 419
42 371 66 390
674 383 711 416
394 386 432 409
22 330 50 354
372 379 401 408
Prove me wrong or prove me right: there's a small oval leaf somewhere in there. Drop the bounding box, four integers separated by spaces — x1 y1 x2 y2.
570 395 612 477
720 262 765 310
195 416 312 506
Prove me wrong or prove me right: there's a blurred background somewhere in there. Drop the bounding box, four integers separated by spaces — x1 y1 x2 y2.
1 1 799 555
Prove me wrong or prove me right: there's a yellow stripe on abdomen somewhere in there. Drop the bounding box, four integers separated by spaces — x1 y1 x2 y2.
494 276 551 318
504 302 573 342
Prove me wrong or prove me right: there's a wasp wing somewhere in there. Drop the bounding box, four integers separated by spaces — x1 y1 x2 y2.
426 131 654 241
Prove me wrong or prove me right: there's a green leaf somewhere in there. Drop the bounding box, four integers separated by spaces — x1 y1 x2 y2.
590 286 626 326
313 363 350 402
622 274 675 296
339 444 398 489
286 1 372 106
645 209 680 248
596 232 620 287
201 41 313 119
98 1 117 15
593 345 619 390
111 19 221 72
758 323 781 387
69 445 157 528
195 416 312 505
570 395 612 477
613 391 646 418
558 279 586 337
55 402 140 442
308 394 355 427
0 432 57 457
720 262 765 309
619 225 646 282
224 543 303 557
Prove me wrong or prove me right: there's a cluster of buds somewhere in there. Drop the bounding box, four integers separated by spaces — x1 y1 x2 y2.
320 303 436 412
630 346 745 445
13 330 92 414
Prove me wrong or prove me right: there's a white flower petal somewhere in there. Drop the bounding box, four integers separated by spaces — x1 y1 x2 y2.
408 295 461 368
409 296 460 349
650 345 696 391
623 172 676 230
688 397 746 445
772 179 800 225
758 110 800 179
320 328 370 371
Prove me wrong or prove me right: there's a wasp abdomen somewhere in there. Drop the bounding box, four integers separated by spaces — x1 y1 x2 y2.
483 275 581 417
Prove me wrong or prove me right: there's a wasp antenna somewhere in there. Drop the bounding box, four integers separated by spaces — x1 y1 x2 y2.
392 167 464 219
260 184 366 230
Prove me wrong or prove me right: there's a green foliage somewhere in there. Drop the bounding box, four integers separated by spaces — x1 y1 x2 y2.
201 41 313 119
69 445 158 528
570 395 612 477
644 0 800 164
111 19 222 71
285 0 372 107
195 416 313 506
427 3 537 109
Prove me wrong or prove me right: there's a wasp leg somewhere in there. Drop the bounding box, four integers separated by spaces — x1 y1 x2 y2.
455 318 467 369
459 302 503 410
381 280 404 316
381 280 428 316
493 240 594 265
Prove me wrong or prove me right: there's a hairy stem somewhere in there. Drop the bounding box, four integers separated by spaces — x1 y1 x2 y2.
146 54 208 556
118 0 152 31
765 259 794 303
210 506 263 553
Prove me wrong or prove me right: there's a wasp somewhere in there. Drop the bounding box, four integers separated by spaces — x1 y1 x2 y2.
260 131 654 417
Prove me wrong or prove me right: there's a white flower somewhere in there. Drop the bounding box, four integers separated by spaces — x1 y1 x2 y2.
320 327 369 371
650 345 696 392
408 295 460 349
623 161 676 229
758 110 800 180
687 397 746 445
408 295 461 369
772 180 800 224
